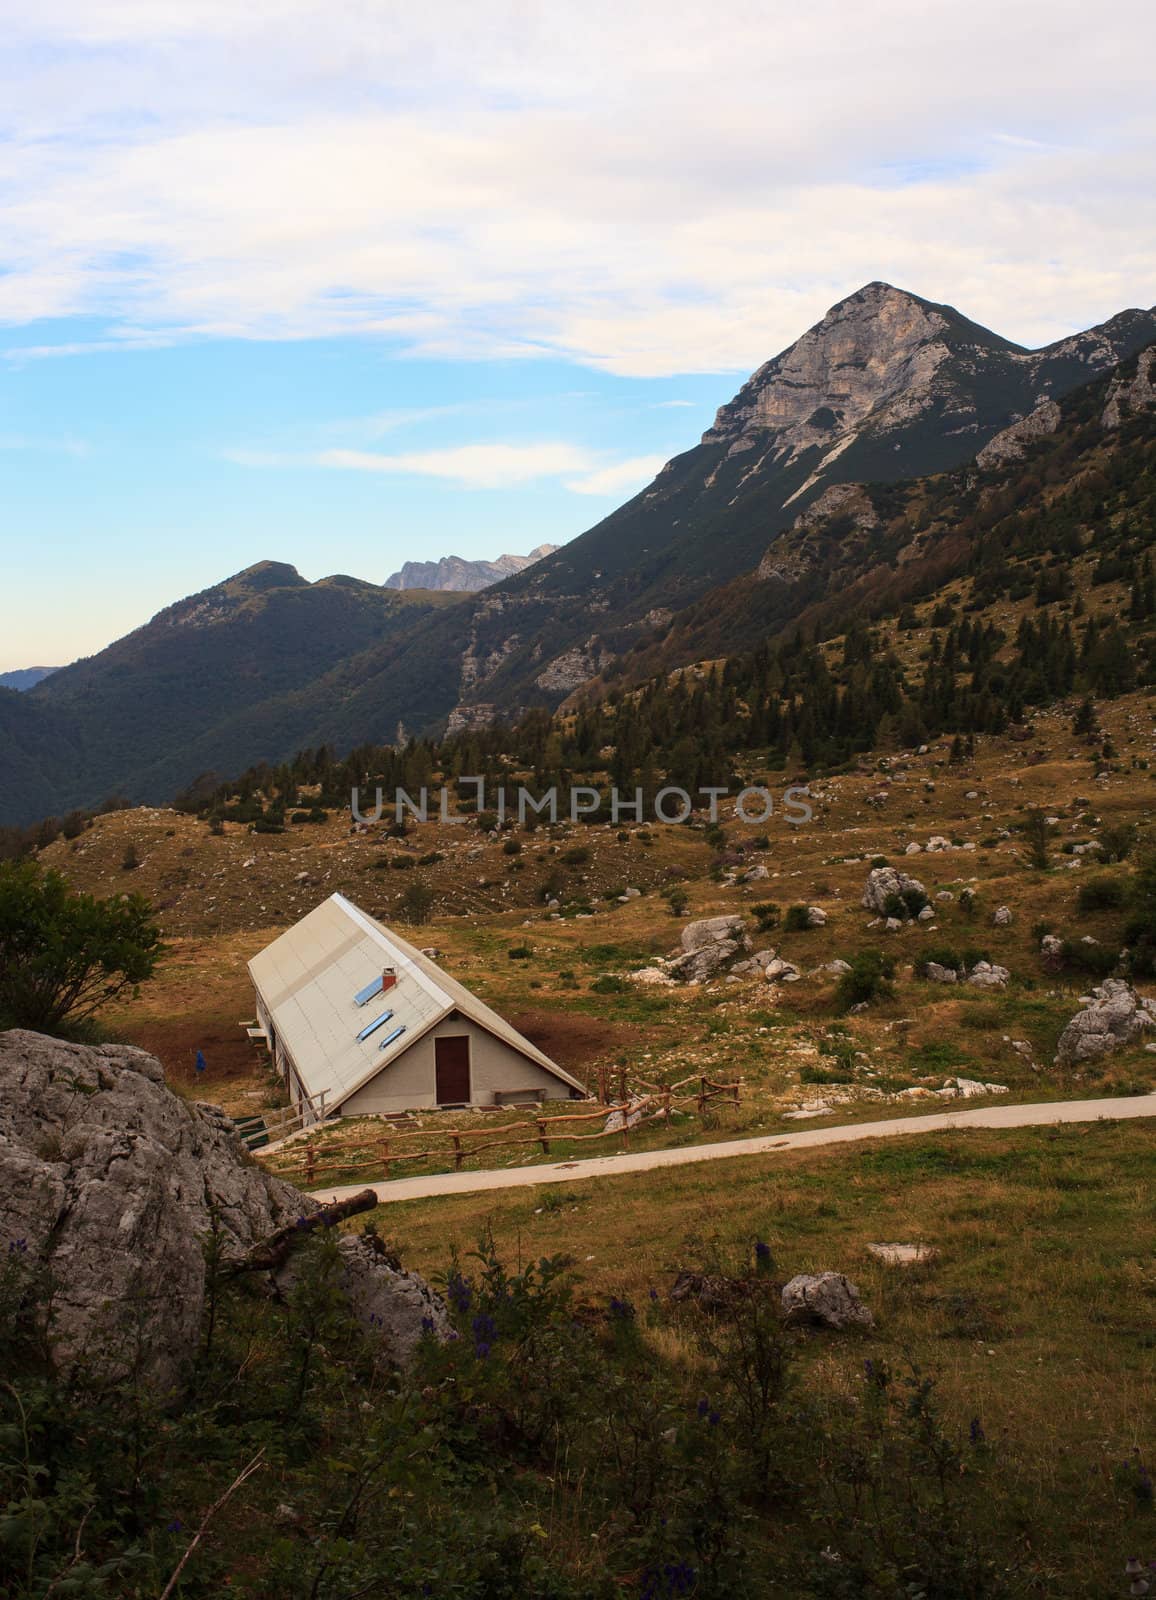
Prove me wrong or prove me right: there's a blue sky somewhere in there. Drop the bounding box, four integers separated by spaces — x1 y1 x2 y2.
1 0 1154 670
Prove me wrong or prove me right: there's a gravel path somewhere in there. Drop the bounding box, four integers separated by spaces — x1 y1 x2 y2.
308 1093 1156 1206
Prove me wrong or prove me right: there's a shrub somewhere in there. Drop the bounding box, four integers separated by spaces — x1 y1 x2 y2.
397 882 434 924
561 846 590 866
667 887 690 917
835 950 896 1011
1098 823 1138 863
901 885 929 918
502 838 522 856
1076 875 1127 913
1020 809 1053 871
915 946 961 977
121 843 140 872
418 851 443 866
783 904 811 932
390 854 416 870
252 816 284 834
752 901 781 932
508 945 532 960
1060 938 1119 978
0 858 163 1034
590 974 626 994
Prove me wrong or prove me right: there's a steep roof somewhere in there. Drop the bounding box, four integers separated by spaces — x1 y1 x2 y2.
247 893 583 1111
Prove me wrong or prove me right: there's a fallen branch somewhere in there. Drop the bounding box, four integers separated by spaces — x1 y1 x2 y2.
224 1188 379 1276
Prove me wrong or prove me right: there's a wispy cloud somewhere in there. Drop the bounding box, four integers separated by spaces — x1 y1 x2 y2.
564 454 668 496
0 2 1151 376
225 438 669 494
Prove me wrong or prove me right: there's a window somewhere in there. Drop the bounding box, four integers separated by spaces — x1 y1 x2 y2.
353 976 384 1007
378 1025 407 1051
356 1008 394 1043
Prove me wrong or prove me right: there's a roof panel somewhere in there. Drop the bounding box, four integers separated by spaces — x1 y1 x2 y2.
248 893 584 1109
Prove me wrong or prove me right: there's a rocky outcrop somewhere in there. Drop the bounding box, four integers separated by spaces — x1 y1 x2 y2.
781 1272 874 1330
861 866 927 917
385 545 558 593
667 915 751 983
966 961 1011 989
534 640 613 693
1101 347 1156 430
975 399 1061 469
1054 980 1156 1066
0 1030 447 1392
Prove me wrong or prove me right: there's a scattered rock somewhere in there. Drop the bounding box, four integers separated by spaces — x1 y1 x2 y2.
781 1272 874 1330
967 961 1010 989
861 865 927 917
805 906 828 927
924 961 958 984
866 1243 936 1266
1054 979 1156 1067
630 967 676 986
992 905 1013 927
604 1098 648 1133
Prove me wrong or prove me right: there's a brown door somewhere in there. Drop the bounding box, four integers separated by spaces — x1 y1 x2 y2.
435 1035 471 1104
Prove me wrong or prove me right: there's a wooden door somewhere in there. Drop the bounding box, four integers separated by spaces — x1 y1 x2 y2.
435 1035 471 1104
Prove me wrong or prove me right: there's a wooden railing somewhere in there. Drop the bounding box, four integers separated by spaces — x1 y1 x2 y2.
258 1075 741 1187
233 1089 328 1150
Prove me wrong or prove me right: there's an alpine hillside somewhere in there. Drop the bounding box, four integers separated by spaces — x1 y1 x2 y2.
3 283 1155 825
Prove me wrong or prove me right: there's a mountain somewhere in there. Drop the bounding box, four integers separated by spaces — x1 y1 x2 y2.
0 667 59 692
384 545 560 592
1 563 466 824
4 284 1156 826
395 284 1156 724
603 339 1156 687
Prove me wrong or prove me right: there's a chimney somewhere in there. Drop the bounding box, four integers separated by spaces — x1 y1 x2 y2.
381 967 398 994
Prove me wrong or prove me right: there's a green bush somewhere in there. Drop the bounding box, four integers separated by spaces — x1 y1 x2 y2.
834 950 896 1011
561 846 591 866
590 974 627 994
507 944 533 960
1076 875 1127 913
752 901 781 931
1060 938 1119 978
397 882 434 924
915 946 961 977
783 904 811 932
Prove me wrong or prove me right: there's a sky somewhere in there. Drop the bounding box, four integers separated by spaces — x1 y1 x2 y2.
1 0 1154 670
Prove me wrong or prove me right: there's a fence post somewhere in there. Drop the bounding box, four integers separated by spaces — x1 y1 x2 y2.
617 1065 628 1102
536 1117 550 1156
452 1134 463 1172
305 1138 316 1186
663 1088 671 1124
698 1077 708 1115
380 1138 391 1179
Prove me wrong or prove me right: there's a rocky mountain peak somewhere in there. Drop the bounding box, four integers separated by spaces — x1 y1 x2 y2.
702 282 1016 462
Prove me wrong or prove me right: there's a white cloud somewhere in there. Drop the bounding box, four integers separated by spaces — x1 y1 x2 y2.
314 442 595 489
226 438 671 495
564 455 669 496
0 2 1152 375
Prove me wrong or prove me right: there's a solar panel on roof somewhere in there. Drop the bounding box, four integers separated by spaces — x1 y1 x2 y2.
353 976 384 1007
378 1025 407 1051
356 1009 394 1043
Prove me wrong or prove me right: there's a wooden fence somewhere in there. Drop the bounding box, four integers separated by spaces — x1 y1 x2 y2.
258 1075 740 1187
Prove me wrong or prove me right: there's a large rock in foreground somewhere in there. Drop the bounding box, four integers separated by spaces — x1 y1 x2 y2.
0 1030 446 1391
1054 980 1156 1067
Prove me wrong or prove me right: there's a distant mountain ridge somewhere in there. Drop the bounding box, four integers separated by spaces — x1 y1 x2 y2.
0 667 59 692
3 282 1156 826
384 544 559 592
